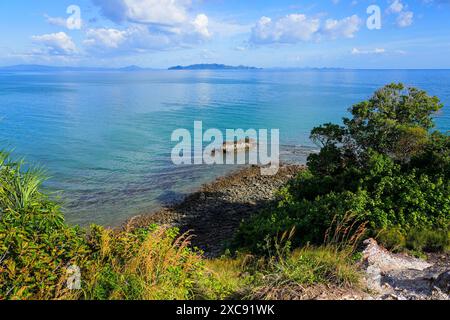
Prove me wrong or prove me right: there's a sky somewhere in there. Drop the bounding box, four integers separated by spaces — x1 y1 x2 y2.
0 0 449 69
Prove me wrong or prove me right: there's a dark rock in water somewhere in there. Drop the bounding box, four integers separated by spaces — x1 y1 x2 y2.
435 271 450 293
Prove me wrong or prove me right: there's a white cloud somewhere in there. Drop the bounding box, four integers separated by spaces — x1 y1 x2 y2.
351 48 408 56
397 11 414 27
83 20 211 54
250 14 361 44
44 14 83 30
92 0 190 25
386 0 414 28
351 47 386 55
387 0 404 14
88 0 211 53
84 26 168 52
322 15 361 39
193 14 211 39
45 15 68 28
208 20 252 38
84 28 127 48
31 32 77 55
251 14 320 44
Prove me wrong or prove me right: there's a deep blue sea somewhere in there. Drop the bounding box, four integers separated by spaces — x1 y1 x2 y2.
0 69 449 226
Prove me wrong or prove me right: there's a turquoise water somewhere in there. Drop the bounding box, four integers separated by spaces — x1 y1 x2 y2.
0 69 449 226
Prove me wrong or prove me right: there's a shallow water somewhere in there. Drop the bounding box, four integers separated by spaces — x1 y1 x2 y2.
0 69 449 226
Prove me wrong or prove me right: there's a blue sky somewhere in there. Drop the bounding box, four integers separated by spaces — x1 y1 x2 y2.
0 0 449 68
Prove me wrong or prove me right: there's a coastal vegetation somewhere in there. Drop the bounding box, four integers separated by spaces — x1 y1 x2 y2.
235 83 449 255
0 150 360 300
0 83 449 300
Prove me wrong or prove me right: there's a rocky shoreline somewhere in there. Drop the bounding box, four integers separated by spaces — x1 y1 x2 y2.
126 164 305 257
124 163 449 300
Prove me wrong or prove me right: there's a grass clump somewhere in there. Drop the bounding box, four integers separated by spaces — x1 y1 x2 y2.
264 246 360 288
194 254 255 300
195 245 361 301
406 227 450 253
376 226 450 254
247 245 361 300
376 228 406 252
78 226 203 300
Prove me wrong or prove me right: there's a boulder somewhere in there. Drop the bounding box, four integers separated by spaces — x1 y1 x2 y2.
434 271 450 294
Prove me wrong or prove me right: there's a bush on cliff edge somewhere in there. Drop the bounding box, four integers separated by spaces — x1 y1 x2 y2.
234 83 450 254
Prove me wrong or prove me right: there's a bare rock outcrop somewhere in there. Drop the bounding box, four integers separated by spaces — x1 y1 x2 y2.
435 271 450 294
361 239 449 300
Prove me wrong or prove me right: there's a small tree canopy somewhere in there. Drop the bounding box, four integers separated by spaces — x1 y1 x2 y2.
309 83 444 173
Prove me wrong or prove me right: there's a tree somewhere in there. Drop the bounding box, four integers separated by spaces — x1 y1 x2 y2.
310 83 444 174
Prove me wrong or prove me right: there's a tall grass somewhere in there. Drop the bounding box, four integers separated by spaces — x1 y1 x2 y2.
0 152 46 212
247 225 363 300
61 225 204 300
324 212 368 250
250 245 362 300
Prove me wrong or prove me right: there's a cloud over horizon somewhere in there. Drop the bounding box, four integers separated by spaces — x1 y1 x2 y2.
1 0 448 69
250 14 362 44
31 32 78 56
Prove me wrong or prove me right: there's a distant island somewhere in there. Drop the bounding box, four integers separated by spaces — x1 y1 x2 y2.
0 64 153 72
0 64 262 72
0 64 353 73
168 64 261 71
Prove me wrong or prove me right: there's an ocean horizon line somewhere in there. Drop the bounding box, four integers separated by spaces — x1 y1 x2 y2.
1 64 450 72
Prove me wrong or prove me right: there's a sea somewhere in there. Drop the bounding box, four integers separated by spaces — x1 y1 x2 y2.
0 69 449 226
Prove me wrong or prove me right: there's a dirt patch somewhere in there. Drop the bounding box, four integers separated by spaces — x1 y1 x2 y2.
252 283 371 300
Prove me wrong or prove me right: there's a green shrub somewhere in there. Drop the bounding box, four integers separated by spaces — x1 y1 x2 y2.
406 228 450 253
376 228 406 252
0 152 91 300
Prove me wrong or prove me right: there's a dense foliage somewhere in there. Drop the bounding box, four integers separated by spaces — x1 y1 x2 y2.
0 153 90 299
0 153 204 300
235 83 450 254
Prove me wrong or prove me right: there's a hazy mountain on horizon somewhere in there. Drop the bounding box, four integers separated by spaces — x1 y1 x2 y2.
0 64 446 73
168 64 261 70
0 64 155 72
0 63 263 73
